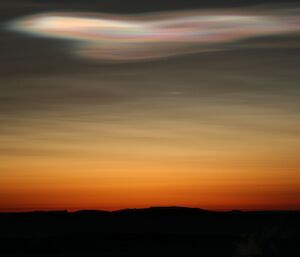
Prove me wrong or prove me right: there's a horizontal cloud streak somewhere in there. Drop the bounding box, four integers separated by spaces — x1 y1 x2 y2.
8 5 300 61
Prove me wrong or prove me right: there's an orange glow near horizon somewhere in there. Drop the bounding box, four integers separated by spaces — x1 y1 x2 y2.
1 101 300 212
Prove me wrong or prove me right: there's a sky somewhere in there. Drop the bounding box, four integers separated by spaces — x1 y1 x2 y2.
0 0 300 211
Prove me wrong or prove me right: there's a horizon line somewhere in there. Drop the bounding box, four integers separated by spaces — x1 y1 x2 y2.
1 205 300 213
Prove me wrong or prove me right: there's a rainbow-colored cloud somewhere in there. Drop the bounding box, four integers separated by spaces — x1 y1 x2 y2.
8 6 300 61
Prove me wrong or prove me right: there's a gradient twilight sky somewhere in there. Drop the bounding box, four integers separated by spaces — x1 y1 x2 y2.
0 0 300 211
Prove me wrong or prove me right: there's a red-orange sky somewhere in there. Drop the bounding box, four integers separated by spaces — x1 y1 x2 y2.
0 0 300 212
1 99 299 211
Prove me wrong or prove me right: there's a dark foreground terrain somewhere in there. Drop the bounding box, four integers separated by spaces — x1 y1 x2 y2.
0 207 299 257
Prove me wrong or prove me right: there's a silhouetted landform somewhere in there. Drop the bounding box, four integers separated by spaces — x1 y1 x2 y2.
0 207 299 257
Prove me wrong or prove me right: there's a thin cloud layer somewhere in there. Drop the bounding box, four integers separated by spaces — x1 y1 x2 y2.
8 5 300 61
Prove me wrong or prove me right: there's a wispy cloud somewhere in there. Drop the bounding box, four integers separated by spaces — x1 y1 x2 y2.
8 5 300 62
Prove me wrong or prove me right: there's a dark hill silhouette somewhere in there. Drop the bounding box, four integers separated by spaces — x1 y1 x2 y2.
113 206 210 215
0 207 299 257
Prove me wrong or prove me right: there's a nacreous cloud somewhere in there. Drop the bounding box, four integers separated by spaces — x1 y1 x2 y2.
8 5 300 62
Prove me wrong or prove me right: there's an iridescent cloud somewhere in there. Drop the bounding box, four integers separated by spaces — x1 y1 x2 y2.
8 6 300 61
